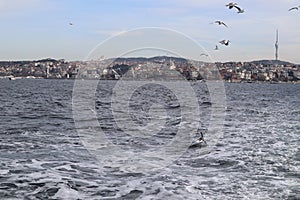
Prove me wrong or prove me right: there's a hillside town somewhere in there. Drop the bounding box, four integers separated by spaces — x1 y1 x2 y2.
0 57 299 83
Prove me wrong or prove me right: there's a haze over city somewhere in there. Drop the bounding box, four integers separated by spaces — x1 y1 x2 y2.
1 0 300 63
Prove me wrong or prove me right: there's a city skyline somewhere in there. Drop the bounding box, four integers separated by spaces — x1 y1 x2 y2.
1 0 300 63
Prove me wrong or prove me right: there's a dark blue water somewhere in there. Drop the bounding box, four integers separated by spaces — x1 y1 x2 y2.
0 79 299 199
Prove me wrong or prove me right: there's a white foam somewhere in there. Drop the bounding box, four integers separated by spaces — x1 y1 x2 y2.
0 169 9 175
53 184 84 200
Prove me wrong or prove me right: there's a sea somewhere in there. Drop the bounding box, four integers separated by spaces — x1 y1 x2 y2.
0 78 299 200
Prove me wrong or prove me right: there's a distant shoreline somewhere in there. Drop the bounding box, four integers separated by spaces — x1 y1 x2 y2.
1 57 299 83
1 76 299 84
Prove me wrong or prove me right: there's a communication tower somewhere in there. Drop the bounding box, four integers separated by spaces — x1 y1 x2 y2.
275 29 279 61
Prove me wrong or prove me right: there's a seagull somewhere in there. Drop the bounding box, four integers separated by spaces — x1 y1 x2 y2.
219 39 230 46
189 132 207 148
199 132 207 144
213 20 228 27
226 2 237 9
289 6 299 11
234 5 245 13
200 53 209 57
214 45 219 50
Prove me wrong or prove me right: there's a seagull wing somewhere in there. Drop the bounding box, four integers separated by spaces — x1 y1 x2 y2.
289 7 298 11
226 3 237 9
215 21 228 27
221 22 228 27
234 5 244 13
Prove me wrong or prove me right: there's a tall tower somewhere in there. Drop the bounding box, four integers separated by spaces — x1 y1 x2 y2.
275 29 279 61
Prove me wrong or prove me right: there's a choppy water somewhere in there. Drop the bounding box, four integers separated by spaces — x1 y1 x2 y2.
0 79 299 200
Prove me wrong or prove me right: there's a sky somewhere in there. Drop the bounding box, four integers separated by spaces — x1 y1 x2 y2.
1 0 300 63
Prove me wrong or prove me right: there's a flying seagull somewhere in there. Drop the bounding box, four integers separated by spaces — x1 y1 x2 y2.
234 5 245 13
200 53 209 57
226 2 237 9
189 132 207 148
213 20 228 27
219 39 230 46
289 6 299 11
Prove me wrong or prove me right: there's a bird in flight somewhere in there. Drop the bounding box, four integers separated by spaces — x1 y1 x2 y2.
214 45 219 50
219 40 230 46
226 2 237 9
226 3 244 13
289 6 299 11
189 132 207 148
213 20 228 27
69 22 74 26
200 53 209 57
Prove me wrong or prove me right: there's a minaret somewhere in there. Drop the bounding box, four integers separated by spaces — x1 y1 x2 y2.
275 29 278 61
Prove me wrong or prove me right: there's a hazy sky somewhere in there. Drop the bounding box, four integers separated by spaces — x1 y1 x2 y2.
1 0 300 63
